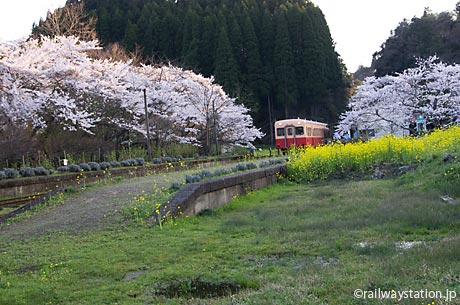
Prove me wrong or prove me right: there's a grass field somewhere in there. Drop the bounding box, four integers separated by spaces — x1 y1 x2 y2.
1 143 460 304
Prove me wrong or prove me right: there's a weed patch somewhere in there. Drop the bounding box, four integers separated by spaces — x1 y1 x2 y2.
1 154 460 304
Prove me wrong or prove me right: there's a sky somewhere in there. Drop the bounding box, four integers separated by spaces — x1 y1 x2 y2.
0 0 458 72
313 0 458 71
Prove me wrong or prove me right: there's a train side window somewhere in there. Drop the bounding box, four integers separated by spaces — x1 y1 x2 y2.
276 128 285 136
295 127 304 135
287 128 293 136
306 128 312 136
313 128 324 137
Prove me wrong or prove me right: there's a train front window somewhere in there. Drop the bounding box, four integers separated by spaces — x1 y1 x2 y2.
287 128 293 136
276 128 285 136
306 128 312 136
295 127 304 135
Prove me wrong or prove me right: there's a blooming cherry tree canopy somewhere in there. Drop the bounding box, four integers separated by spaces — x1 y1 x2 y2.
338 57 460 135
0 36 263 148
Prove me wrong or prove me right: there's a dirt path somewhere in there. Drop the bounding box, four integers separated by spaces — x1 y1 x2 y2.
0 168 206 241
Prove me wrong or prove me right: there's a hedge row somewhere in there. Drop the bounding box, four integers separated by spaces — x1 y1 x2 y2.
57 158 146 173
0 158 147 179
184 159 285 184
0 167 54 180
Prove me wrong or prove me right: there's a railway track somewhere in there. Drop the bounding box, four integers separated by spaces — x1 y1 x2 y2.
0 156 278 223
0 193 48 207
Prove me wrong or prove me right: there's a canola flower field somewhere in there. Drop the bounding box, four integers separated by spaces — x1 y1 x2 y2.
288 126 460 182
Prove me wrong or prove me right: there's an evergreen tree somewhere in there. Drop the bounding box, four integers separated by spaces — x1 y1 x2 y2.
372 5 460 76
228 15 244 72
96 7 111 42
273 12 296 118
181 7 201 69
74 0 349 137
123 20 138 51
199 13 218 75
259 7 275 98
214 25 240 96
241 11 264 101
111 7 125 41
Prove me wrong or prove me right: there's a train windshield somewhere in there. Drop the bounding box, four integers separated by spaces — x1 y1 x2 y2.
276 128 285 136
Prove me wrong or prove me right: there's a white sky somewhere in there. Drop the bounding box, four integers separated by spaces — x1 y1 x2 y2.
0 0 458 72
314 0 458 71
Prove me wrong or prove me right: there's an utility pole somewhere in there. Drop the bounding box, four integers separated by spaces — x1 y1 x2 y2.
143 88 152 159
212 99 219 155
268 95 274 146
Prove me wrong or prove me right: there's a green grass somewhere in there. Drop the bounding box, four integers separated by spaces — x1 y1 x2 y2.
0 206 21 217
1 156 460 304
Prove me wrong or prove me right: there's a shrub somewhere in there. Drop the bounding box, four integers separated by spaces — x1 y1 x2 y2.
213 169 224 176
169 182 181 191
220 168 230 175
152 158 162 164
33 167 50 176
4 168 19 179
110 161 121 167
68 164 81 172
100 162 111 170
79 163 91 171
199 170 212 179
121 159 136 167
0 171 6 179
236 164 248 171
57 166 69 172
270 159 285 165
88 162 101 171
259 161 270 168
162 157 174 163
185 174 202 184
192 175 202 183
246 163 257 169
135 158 145 166
19 167 35 177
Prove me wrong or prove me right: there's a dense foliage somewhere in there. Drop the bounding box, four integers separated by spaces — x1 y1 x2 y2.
77 0 349 127
288 126 460 182
371 4 460 77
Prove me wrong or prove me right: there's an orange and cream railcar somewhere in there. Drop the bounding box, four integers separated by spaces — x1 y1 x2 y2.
275 119 329 150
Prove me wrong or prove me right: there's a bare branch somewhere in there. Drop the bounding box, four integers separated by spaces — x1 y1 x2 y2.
31 1 97 41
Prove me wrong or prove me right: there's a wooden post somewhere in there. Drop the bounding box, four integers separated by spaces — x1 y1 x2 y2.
144 88 152 160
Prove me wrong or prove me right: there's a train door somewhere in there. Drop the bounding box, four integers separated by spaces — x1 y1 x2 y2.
283 125 297 148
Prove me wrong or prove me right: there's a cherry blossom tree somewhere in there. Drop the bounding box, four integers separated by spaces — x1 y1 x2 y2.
0 36 263 156
0 37 101 133
338 57 460 136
